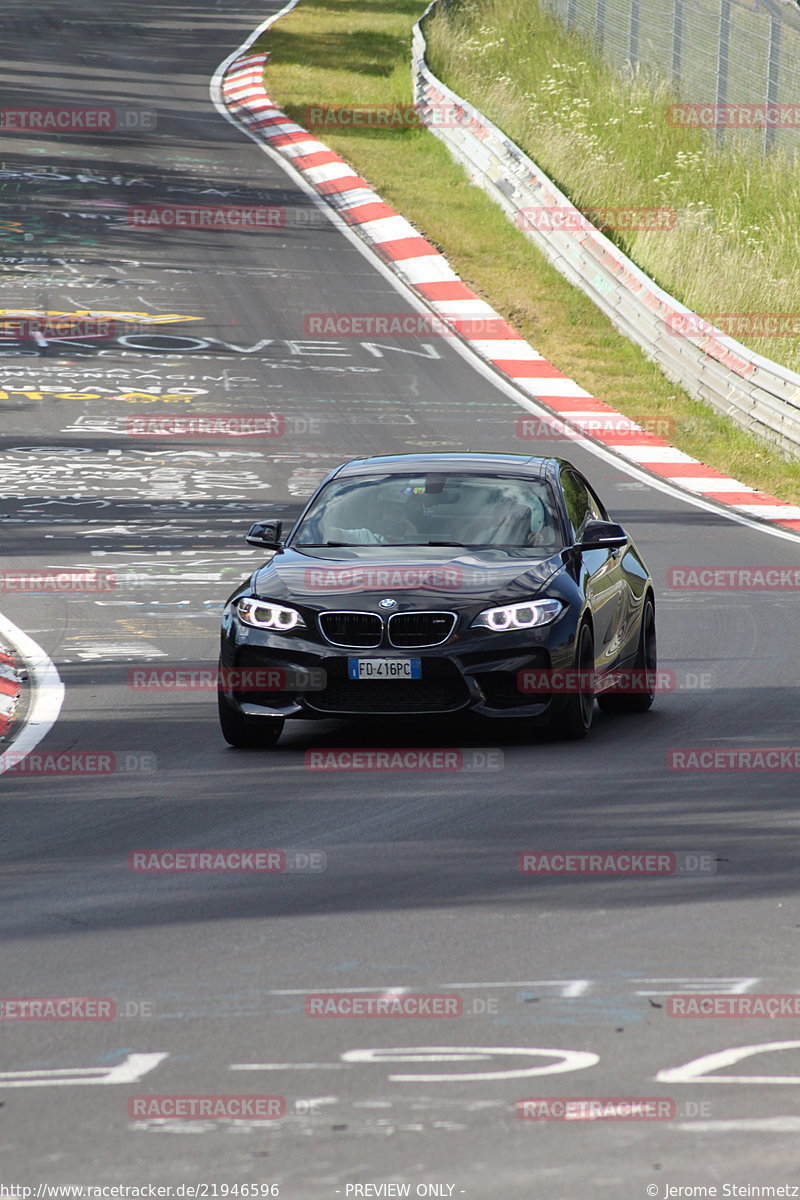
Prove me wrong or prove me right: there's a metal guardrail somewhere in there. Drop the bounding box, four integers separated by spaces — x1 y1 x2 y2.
412 2 800 459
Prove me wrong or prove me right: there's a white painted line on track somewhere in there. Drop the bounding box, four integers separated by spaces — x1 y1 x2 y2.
231 1063 347 1071
265 980 590 996
232 1046 599 1082
657 1040 800 1085
0 1052 168 1087
673 1117 800 1132
443 980 591 996
268 987 413 995
341 1046 599 1082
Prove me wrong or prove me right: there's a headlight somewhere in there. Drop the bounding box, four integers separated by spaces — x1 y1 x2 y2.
471 598 564 632
236 598 306 632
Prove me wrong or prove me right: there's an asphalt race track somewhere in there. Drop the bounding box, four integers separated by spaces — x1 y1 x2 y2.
3 2 800 1195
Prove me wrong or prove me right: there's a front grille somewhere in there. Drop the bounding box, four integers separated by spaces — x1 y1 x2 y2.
387 611 456 648
319 611 383 648
308 657 469 714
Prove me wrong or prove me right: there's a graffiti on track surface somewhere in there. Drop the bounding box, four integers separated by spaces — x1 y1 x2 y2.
0 446 273 500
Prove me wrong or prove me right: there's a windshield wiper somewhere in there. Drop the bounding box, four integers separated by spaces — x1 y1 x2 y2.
296 541 356 547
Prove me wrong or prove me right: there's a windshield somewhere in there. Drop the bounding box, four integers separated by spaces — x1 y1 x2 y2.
292 472 563 551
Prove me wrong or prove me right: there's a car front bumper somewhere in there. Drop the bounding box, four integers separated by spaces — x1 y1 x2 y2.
219 614 581 721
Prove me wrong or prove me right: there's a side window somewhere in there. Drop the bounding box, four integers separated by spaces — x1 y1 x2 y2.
561 470 593 539
584 481 606 522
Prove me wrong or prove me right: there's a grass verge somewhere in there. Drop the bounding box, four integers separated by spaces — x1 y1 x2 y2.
252 0 800 504
426 0 800 374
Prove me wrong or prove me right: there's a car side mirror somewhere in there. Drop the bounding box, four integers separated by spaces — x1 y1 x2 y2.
574 519 628 550
246 520 283 550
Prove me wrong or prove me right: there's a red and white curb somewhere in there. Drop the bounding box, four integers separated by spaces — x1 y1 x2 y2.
220 49 800 535
0 615 64 774
0 647 21 738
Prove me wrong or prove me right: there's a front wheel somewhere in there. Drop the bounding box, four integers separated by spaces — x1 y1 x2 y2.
218 689 284 748
598 598 657 714
550 622 595 741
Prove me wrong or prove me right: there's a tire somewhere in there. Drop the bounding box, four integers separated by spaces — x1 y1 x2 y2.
598 597 657 715
217 689 284 748
550 622 595 740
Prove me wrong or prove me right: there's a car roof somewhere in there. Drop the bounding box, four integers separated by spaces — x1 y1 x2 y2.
332 452 567 482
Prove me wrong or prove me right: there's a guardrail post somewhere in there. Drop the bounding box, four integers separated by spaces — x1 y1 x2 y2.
596 0 606 52
765 12 781 153
672 0 683 87
630 0 640 65
715 0 730 147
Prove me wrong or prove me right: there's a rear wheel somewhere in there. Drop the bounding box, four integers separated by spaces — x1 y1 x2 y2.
217 689 284 748
598 597 657 714
550 622 595 740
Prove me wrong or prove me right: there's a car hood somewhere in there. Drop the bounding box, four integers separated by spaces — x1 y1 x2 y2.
251 545 564 611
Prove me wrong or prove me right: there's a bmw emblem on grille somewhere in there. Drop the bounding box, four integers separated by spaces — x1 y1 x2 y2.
378 598 397 609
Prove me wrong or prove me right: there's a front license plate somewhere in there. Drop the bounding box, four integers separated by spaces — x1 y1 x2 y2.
347 657 421 680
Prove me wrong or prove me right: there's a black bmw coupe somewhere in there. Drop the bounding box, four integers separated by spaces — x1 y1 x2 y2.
218 452 656 745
